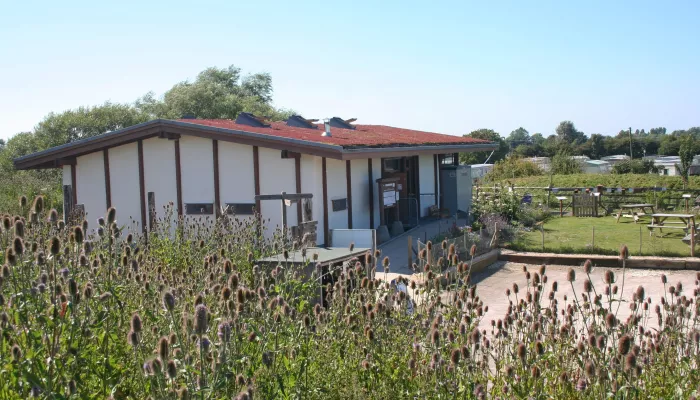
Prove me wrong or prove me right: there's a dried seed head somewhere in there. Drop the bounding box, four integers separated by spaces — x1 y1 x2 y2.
158 336 170 360
624 353 637 371
131 313 143 333
14 220 24 238
11 344 22 361
618 334 632 356
567 268 576 282
166 359 177 379
635 286 645 302
32 195 44 214
73 226 84 244
163 291 176 311
619 245 629 260
516 342 527 362
12 237 24 257
194 304 209 335
106 207 117 225
584 360 596 378
50 236 61 256
583 259 592 274
604 270 615 284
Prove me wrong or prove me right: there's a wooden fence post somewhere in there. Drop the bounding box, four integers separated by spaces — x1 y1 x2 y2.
407 235 413 267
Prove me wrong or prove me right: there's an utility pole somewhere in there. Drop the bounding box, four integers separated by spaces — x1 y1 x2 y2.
629 127 633 160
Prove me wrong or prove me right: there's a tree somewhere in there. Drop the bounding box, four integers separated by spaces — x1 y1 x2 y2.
649 127 666 136
506 127 530 146
136 65 292 121
33 102 150 149
459 129 508 164
550 149 582 175
581 133 605 159
555 121 586 145
677 134 697 186
659 136 681 156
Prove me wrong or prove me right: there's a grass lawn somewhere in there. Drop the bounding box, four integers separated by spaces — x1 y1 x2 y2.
510 213 697 257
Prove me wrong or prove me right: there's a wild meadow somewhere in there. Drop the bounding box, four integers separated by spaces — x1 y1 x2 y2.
1 196 699 399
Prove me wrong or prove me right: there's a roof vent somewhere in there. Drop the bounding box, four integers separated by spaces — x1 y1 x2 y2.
322 119 331 137
329 117 356 130
235 112 270 128
286 115 318 129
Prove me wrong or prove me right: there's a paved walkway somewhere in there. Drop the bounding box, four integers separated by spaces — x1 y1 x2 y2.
379 217 468 275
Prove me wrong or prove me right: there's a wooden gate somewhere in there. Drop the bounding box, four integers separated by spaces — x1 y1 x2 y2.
572 194 598 217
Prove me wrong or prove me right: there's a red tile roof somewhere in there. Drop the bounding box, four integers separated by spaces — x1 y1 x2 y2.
175 119 489 149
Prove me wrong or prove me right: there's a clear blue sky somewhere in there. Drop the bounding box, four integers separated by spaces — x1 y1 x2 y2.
1 0 699 141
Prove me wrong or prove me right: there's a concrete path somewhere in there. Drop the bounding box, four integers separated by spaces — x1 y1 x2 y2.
378 217 468 275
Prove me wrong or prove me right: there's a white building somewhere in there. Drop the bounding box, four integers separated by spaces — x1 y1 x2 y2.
581 159 611 174
601 155 630 166
469 163 493 182
649 155 700 176
526 157 551 172
14 114 495 245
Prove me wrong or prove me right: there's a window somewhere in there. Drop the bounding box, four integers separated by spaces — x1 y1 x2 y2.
185 203 214 215
225 203 256 215
441 154 458 165
331 198 347 212
383 158 401 172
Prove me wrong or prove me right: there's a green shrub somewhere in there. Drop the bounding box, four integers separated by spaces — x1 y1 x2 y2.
612 159 660 174
486 156 543 181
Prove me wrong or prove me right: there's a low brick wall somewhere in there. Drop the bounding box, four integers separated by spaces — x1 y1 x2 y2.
499 250 700 270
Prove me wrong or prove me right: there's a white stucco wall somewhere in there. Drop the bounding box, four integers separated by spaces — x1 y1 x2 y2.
326 158 348 232
180 136 215 225
418 154 436 217
258 147 298 237
76 151 107 228
108 142 142 231
142 138 178 228
300 155 324 245
218 141 255 220
350 159 370 229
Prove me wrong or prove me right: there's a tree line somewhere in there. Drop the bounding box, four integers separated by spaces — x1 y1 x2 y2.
0 65 293 212
460 121 700 166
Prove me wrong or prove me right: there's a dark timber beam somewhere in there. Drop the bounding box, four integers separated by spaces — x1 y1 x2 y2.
174 140 183 217
346 160 353 229
103 149 111 209
322 157 329 245
71 163 77 206
295 155 302 224
253 146 261 213
137 140 147 234
213 140 221 217
368 159 374 228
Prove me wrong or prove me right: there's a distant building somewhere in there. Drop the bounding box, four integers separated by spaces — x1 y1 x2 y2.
650 155 700 176
581 159 611 174
470 164 493 182
525 157 550 172
601 155 630 166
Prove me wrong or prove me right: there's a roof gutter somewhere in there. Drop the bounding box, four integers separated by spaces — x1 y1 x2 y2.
340 143 498 160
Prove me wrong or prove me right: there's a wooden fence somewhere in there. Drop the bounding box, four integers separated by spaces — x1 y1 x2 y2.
572 194 599 217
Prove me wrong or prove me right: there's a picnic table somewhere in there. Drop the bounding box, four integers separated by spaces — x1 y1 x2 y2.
646 213 696 237
616 204 655 223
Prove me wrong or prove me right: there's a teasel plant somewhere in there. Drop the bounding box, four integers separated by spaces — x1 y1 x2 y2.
0 196 699 398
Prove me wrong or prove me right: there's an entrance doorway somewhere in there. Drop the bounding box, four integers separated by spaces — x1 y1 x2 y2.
381 156 420 229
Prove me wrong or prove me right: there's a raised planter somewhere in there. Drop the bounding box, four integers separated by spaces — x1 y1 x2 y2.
499 249 700 270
